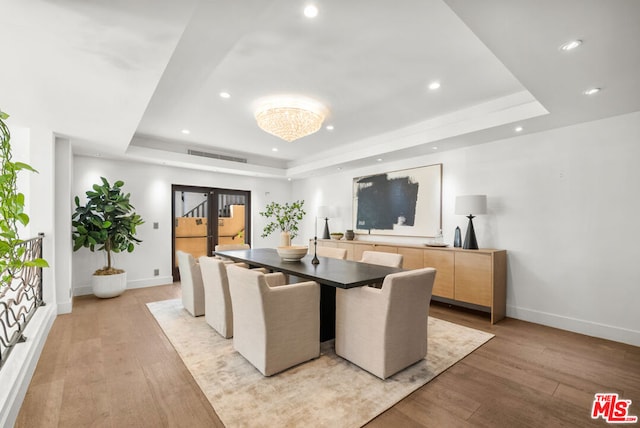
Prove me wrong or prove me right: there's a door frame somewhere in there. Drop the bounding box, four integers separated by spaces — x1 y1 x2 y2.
171 184 251 281
212 188 252 250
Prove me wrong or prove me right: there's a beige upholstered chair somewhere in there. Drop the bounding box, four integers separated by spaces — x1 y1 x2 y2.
214 243 251 267
359 250 404 268
198 257 285 338
176 251 205 317
198 257 234 338
227 265 320 376
315 246 348 260
215 243 250 251
335 267 436 379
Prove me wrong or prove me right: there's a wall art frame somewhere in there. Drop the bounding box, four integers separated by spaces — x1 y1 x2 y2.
352 163 442 237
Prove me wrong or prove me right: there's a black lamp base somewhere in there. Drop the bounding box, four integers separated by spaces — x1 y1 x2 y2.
322 217 330 239
463 215 479 250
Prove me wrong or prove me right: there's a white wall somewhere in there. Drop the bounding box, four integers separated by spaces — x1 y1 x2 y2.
26 127 56 306
13 125 60 308
71 156 291 295
55 137 73 313
293 111 640 347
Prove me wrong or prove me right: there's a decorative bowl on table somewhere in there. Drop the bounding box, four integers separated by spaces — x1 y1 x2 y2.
276 245 308 261
330 233 344 240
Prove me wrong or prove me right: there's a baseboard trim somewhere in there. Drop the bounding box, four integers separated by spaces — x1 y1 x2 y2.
507 305 640 347
0 304 56 428
127 276 174 289
74 275 173 296
57 300 72 314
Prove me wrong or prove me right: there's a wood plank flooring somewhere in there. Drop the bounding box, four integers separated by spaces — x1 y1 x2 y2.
16 284 640 427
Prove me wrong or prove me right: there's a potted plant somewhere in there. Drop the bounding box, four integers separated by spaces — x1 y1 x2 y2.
330 232 344 240
72 177 144 298
259 200 306 247
0 109 48 288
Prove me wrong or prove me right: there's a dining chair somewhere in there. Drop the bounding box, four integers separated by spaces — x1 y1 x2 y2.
315 246 348 260
214 243 251 267
198 257 233 338
198 256 285 338
215 243 250 251
335 267 436 379
226 264 320 376
359 250 403 268
176 251 205 317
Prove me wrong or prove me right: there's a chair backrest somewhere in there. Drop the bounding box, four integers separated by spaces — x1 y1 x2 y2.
199 256 233 338
176 250 205 316
315 246 347 260
381 268 436 339
177 250 198 287
360 251 403 268
226 265 269 334
215 243 250 251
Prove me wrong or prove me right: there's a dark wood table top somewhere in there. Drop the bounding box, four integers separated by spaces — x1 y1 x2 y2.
215 248 404 289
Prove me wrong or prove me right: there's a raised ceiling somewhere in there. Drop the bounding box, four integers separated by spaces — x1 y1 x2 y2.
1 0 639 178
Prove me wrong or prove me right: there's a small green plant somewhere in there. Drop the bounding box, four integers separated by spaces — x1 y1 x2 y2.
72 177 144 275
0 109 48 287
260 200 306 239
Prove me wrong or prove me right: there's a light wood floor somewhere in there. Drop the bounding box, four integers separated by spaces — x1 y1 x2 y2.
16 283 640 427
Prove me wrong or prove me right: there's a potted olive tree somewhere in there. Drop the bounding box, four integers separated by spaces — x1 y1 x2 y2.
260 200 306 247
72 177 144 298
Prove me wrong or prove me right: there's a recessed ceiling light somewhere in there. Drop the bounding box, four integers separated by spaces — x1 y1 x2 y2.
377 158 382 162
287 177 292 181
326 125 334 131
559 39 582 51
272 147 278 152
304 4 318 18
515 126 523 132
219 92 231 99
432 146 438 150
181 129 190 135
584 87 601 95
428 81 441 90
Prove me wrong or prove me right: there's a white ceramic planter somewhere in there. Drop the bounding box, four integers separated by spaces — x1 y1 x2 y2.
92 272 127 298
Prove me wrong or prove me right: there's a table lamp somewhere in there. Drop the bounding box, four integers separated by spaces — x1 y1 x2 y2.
455 195 487 250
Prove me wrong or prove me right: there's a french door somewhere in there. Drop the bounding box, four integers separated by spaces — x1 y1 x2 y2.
172 185 251 281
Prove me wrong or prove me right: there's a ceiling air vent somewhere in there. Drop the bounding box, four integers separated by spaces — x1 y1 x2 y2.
187 149 247 164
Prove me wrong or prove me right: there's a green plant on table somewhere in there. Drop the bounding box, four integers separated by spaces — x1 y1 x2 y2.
259 200 306 240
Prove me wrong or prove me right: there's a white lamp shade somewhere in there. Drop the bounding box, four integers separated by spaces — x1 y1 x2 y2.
317 205 338 218
455 195 487 215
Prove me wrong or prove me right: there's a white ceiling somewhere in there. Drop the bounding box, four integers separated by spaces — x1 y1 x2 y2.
1 0 639 179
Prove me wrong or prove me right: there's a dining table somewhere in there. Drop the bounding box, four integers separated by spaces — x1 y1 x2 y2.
214 247 405 341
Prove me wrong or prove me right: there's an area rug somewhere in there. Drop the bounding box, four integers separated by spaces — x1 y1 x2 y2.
147 299 494 428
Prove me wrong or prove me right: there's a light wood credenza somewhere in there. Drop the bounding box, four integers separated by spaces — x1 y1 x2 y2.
314 239 507 324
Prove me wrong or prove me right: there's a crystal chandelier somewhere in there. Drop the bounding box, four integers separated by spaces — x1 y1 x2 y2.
254 96 327 142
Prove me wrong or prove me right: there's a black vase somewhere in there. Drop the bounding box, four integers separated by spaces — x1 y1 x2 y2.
454 226 462 247
345 229 355 241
